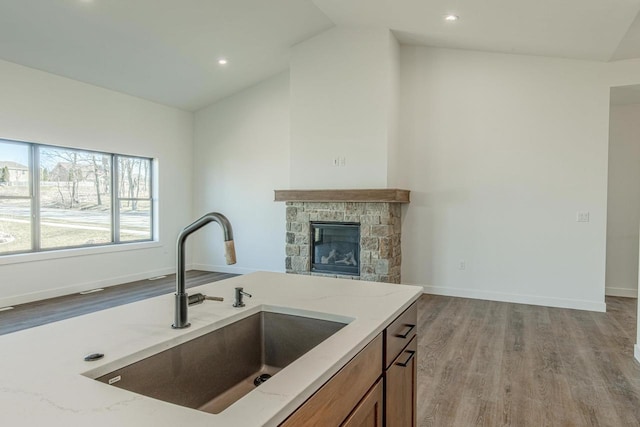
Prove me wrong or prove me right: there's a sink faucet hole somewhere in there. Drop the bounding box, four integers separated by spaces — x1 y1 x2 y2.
254 373 272 386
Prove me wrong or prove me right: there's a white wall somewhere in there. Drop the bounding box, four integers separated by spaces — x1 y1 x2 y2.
191 72 290 274
0 60 193 306
191 44 613 312
190 43 614 312
289 28 397 188
386 33 401 188
399 46 610 311
605 103 640 298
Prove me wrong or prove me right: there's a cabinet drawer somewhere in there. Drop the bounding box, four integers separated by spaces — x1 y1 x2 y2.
384 302 417 369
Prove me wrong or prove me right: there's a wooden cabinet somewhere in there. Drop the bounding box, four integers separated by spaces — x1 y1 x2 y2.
384 303 417 427
280 334 382 427
341 379 383 427
385 337 417 427
279 302 417 427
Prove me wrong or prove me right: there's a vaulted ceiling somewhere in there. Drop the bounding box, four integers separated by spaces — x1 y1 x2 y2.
1 0 639 110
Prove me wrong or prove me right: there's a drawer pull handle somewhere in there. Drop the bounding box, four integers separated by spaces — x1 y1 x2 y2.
396 324 415 339
396 350 416 367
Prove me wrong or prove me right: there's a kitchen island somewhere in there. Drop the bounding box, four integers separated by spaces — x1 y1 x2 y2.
0 272 421 426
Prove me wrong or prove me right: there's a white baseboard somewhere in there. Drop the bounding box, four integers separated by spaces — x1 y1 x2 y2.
191 263 276 275
420 284 606 312
635 344 640 365
605 287 637 298
0 267 176 308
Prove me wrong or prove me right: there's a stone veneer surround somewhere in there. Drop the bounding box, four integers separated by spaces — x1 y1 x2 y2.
285 202 402 283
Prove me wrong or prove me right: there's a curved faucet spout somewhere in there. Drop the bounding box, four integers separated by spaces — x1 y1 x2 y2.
173 212 236 329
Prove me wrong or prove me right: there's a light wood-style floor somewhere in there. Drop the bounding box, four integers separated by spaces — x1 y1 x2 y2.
418 294 640 427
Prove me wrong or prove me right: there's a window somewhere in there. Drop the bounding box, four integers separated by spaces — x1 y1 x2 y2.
117 156 153 242
0 139 154 256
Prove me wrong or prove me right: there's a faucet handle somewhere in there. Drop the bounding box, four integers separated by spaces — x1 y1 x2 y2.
225 240 237 265
188 293 224 305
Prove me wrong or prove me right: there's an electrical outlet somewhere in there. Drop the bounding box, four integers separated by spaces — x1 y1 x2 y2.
339 156 346 167
576 211 590 222
458 260 466 270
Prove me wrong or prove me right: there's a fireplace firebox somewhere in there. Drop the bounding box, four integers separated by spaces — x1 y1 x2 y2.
310 222 360 276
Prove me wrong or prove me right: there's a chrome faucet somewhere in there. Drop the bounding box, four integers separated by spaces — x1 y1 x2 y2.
172 212 236 329
233 287 252 307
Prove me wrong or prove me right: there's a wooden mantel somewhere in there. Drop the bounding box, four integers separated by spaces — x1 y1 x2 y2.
274 189 410 203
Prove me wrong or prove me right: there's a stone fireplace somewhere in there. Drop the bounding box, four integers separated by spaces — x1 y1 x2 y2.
275 189 410 284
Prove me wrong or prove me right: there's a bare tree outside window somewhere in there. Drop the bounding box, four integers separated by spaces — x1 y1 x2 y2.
118 156 152 242
39 147 112 248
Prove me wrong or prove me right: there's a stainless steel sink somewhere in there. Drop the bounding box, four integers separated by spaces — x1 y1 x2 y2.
95 311 347 414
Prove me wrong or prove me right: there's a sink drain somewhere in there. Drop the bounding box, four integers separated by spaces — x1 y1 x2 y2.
254 373 272 386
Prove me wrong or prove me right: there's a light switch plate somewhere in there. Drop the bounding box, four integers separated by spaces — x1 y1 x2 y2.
576 211 590 222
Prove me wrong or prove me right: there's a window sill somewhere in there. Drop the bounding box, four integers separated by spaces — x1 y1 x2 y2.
0 241 163 266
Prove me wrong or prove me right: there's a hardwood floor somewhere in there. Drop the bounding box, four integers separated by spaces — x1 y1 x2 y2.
418 295 640 427
0 270 235 335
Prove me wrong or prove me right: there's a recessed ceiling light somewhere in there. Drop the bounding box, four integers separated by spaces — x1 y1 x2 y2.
217 58 228 65
444 14 459 22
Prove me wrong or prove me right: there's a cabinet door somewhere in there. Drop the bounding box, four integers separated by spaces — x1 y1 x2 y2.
280 334 383 427
385 337 417 427
341 379 383 427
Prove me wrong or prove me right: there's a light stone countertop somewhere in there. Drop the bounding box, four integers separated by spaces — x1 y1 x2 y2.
0 271 422 426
